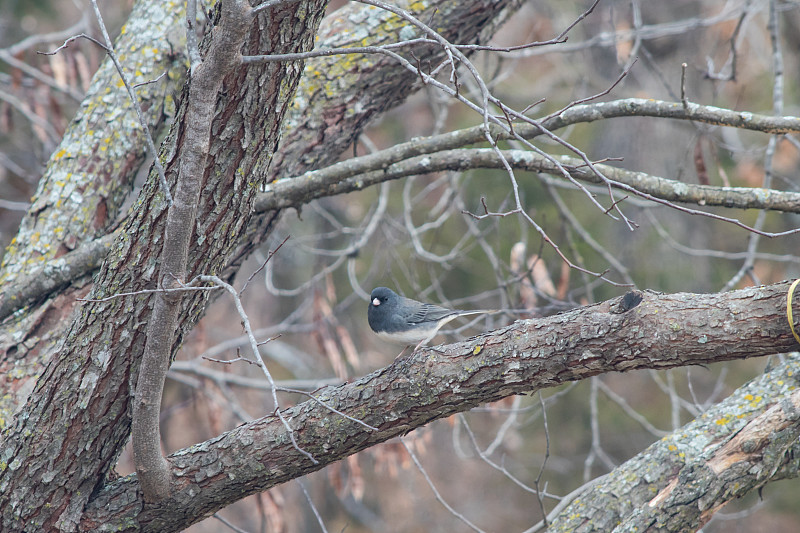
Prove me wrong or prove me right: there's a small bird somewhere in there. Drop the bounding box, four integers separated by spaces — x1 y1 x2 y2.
368 286 496 351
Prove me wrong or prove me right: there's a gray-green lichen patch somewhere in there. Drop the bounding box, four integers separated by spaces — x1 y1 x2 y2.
1 0 188 284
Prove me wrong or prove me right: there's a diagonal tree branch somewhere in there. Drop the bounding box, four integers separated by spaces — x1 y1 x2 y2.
80 281 800 531
258 148 800 215
549 352 800 532
618 388 800 532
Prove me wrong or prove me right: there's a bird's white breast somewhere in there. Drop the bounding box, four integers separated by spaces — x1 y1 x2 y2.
374 328 435 345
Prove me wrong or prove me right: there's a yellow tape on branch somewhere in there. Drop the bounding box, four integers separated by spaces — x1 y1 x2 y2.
788 279 800 345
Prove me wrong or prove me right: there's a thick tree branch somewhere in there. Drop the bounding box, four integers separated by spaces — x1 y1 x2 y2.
0 232 116 321
132 0 253 502
620 389 800 531
549 352 800 532
258 148 800 214
4 97 799 326
81 281 800 530
267 97 800 199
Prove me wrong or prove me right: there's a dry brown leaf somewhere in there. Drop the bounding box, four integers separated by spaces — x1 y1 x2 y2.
695 137 709 185
529 254 557 298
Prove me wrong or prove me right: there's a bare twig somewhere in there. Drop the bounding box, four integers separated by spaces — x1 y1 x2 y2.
77 279 220 303
0 47 85 101
401 437 485 533
133 70 168 88
533 392 551 527
704 0 751 81
458 410 559 498
596 380 669 437
199 275 317 465
0 88 61 143
186 0 202 73
523 475 610 533
241 235 290 295
278 386 378 431
37 33 107 55
721 0 785 292
296 478 328 533
508 2 755 59
6 12 90 57
212 513 251 533
169 360 341 391
680 62 689 109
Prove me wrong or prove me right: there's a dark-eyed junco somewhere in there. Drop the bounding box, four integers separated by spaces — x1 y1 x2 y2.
368 286 495 351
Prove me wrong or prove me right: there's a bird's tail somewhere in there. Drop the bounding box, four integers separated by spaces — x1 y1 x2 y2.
457 309 499 317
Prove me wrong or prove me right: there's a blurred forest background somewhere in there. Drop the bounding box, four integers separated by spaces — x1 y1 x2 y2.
2 0 800 531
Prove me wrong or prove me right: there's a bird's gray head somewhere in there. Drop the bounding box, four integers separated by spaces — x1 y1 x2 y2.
370 287 397 311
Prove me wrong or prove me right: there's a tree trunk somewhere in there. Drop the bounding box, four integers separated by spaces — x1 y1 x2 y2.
0 1 329 529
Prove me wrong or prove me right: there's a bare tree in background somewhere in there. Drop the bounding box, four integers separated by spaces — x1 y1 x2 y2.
1 0 800 532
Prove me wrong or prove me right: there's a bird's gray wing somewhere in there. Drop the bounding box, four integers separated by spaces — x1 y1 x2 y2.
404 301 457 325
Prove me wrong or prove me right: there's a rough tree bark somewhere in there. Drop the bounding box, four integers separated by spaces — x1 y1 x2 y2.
78 282 800 531
0 0 188 425
549 352 800 532
131 0 256 503
0 0 330 529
